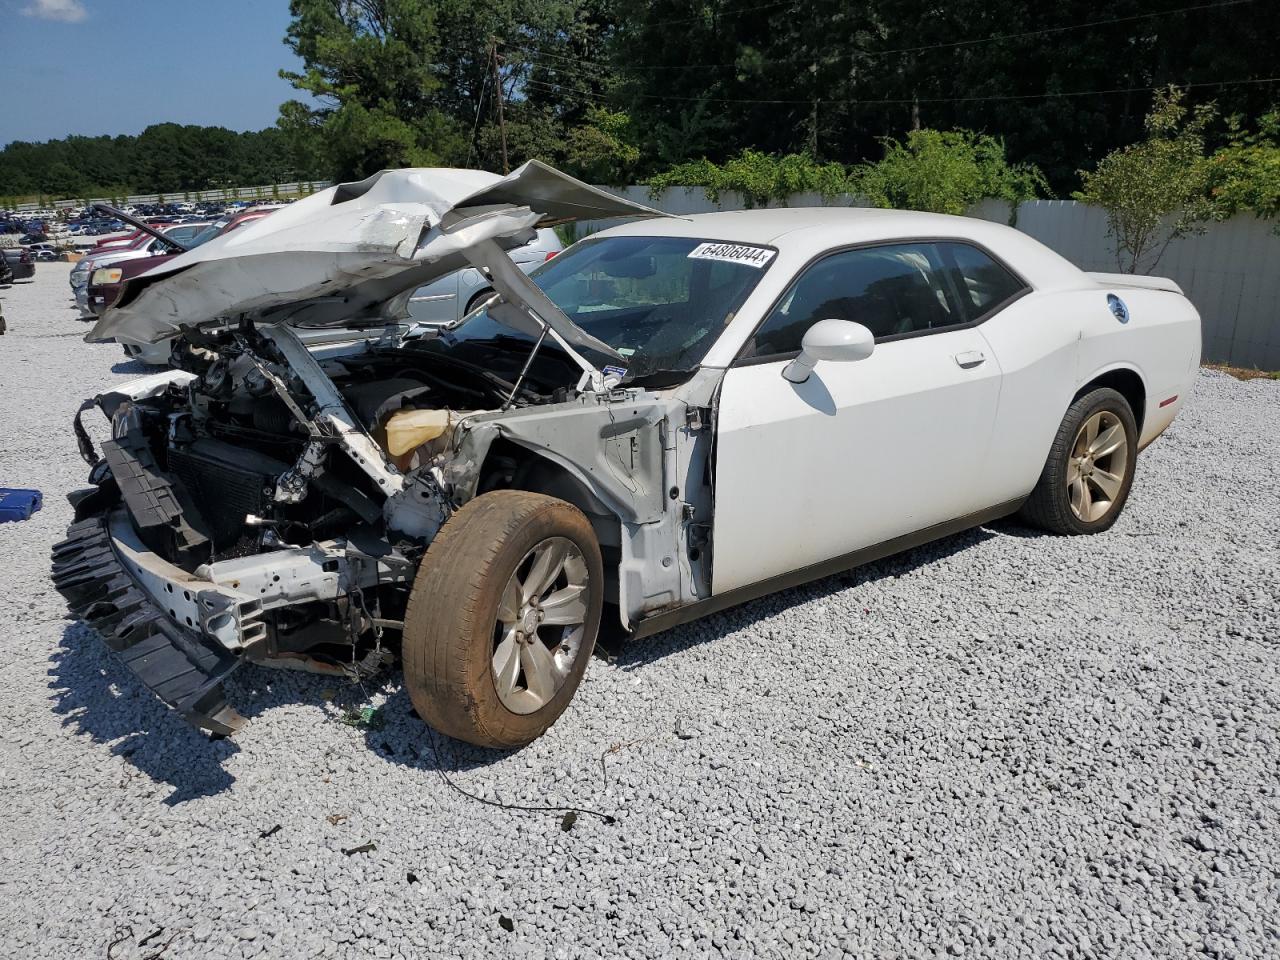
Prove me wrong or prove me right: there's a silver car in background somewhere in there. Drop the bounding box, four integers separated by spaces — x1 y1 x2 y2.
406 227 562 325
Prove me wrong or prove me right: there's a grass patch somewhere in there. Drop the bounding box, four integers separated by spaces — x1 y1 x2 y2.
1203 363 1280 381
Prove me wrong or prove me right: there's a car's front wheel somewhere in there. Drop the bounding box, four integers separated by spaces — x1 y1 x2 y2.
1019 386 1138 535
402 491 603 748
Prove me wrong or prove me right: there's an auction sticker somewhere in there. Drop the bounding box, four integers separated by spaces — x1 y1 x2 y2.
687 242 776 268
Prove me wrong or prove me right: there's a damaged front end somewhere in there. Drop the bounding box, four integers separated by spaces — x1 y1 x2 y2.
53 162 667 734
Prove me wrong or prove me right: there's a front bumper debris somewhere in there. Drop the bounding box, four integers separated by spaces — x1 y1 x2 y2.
51 516 246 735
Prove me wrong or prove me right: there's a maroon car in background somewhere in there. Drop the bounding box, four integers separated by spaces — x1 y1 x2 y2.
87 209 274 318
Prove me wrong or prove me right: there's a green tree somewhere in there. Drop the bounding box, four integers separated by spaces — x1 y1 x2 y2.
280 0 464 179
566 107 640 184
1075 87 1216 274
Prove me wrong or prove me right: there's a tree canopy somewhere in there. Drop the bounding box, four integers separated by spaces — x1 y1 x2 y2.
2 0 1277 202
0 125 322 201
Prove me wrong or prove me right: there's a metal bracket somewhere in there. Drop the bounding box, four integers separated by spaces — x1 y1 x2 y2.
261 325 405 496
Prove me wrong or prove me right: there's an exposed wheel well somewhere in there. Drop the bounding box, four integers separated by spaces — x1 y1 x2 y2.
465 288 495 316
1076 368 1145 433
476 438 623 601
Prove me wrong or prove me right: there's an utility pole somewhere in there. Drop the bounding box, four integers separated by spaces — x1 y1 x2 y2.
490 39 509 174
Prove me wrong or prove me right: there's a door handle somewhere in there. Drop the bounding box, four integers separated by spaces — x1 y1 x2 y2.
954 350 986 369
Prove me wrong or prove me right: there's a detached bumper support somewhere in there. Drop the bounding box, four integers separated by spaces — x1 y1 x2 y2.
51 517 245 736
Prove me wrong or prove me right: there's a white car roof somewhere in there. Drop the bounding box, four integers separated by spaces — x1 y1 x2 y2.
595 207 1084 292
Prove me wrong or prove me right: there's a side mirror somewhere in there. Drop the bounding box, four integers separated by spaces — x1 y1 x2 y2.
782 319 875 383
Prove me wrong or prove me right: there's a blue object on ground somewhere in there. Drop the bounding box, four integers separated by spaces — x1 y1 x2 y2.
0 488 42 522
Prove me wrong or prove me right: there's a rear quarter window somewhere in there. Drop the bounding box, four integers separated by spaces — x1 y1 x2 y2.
938 242 1027 320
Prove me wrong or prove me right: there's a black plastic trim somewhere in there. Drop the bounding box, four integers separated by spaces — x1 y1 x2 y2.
51 513 245 736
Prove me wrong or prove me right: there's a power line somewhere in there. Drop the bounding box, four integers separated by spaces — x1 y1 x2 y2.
523 74 1279 108
508 0 1255 73
642 0 799 28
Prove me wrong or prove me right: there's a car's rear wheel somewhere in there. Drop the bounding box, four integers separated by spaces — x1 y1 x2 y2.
1018 387 1138 535
402 491 603 748
464 289 495 317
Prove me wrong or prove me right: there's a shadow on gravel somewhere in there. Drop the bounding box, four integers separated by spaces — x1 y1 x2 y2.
46 517 1051 791
49 620 504 800
49 624 240 803
609 521 1026 671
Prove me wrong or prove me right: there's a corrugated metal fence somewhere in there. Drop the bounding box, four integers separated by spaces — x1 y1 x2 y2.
587 187 1280 369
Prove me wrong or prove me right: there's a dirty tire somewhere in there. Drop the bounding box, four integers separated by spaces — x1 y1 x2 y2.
403 491 604 749
1018 386 1138 535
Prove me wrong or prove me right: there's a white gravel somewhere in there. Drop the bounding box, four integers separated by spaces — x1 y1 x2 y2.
2 264 1278 960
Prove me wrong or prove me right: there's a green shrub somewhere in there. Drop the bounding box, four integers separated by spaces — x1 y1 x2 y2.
853 129 1048 218
1074 87 1216 273
647 150 853 206
1208 109 1280 223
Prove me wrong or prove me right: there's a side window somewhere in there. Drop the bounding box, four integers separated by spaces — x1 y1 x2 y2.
938 242 1026 320
746 242 964 358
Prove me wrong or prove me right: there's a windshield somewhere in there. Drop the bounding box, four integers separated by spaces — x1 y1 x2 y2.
436 235 774 382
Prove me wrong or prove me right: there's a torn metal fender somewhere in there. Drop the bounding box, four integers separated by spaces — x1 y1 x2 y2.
446 395 670 525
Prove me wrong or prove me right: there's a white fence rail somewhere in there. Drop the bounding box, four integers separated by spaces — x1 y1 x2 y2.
12 182 334 212
587 187 1280 370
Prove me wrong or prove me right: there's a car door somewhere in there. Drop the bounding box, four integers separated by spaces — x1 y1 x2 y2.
938 241 1082 505
711 241 1006 595
407 271 462 324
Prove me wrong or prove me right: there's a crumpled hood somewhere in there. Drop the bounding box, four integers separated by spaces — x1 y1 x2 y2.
87 161 664 356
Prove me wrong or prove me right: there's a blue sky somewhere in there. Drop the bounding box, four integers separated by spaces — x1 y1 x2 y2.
0 0 309 145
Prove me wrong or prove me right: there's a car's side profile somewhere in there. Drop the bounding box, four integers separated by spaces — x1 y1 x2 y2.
53 164 1200 749
405 226 562 325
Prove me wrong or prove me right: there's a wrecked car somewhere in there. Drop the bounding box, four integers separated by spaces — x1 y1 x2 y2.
53 161 1201 747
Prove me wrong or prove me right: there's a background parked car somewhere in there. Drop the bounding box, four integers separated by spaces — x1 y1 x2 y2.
71 233 182 314
407 227 562 325
98 210 273 327
1 247 35 281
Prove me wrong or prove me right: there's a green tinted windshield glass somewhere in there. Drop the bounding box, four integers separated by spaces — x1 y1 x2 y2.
443 235 774 380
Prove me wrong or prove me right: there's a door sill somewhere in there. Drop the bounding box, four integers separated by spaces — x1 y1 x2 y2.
631 498 1026 640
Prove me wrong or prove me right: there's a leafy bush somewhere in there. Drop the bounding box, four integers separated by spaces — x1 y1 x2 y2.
1074 87 1216 273
1208 109 1280 223
646 135 1045 215
853 129 1048 218
647 150 853 206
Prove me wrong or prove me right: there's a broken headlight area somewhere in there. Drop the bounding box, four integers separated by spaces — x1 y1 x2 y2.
52 322 555 733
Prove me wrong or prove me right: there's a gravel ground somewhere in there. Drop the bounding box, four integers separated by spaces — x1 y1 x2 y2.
1 264 1278 960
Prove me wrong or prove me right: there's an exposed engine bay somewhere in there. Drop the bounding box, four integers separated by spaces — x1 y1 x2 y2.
71 322 562 674
52 162 717 739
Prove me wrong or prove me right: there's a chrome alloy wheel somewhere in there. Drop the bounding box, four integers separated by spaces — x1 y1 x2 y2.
491 537 590 714
1066 410 1129 522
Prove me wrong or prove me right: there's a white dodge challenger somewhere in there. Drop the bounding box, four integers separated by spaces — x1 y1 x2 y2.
54 162 1200 747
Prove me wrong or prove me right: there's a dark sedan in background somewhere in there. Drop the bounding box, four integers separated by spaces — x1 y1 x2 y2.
1 247 35 281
